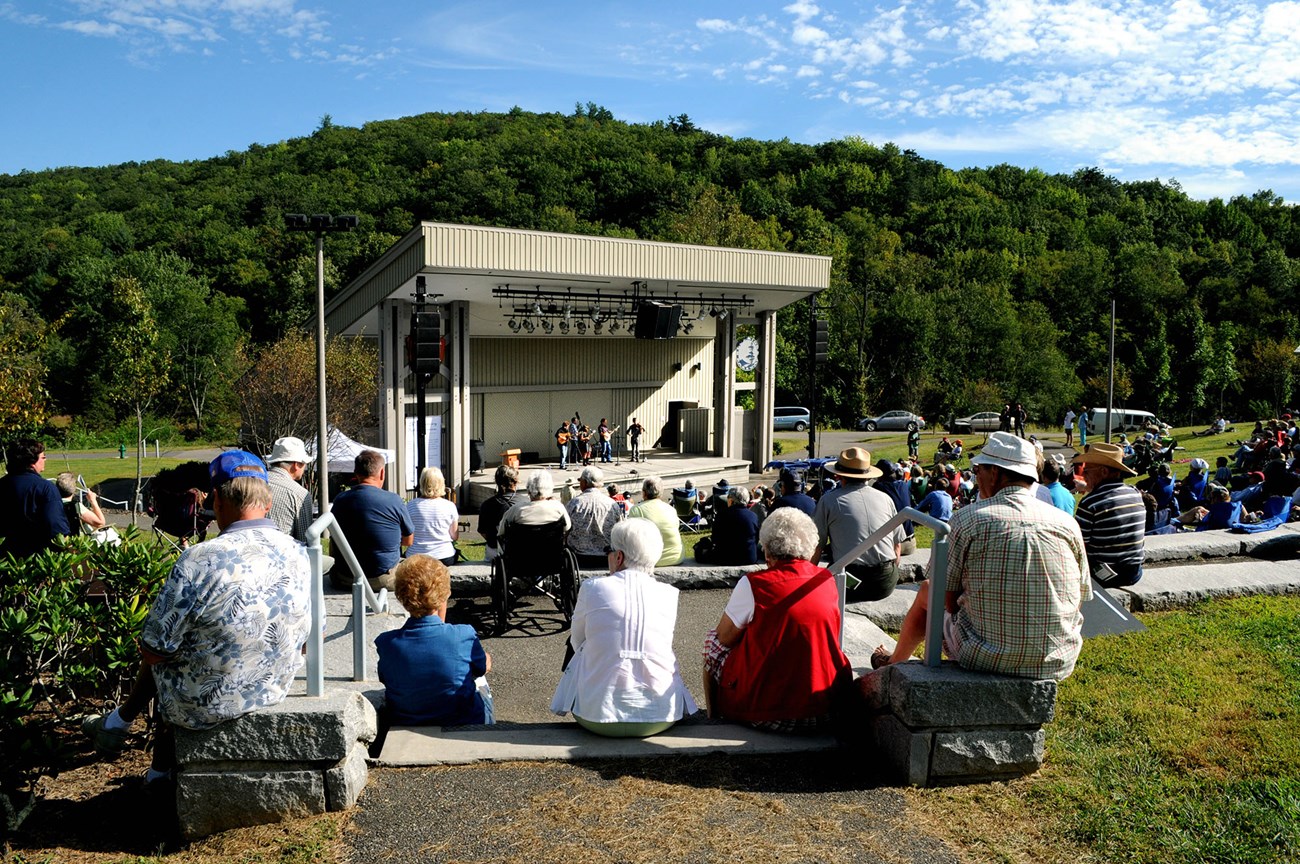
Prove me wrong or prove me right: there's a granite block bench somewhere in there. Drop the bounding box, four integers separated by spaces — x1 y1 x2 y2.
171 690 377 840
856 661 1057 786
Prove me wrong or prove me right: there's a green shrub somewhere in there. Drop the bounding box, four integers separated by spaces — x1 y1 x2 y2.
0 532 173 834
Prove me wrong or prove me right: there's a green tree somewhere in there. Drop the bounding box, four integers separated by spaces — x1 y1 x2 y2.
0 294 50 438
99 275 170 521
236 331 378 459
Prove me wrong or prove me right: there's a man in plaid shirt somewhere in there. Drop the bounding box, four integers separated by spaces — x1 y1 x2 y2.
872 432 1091 681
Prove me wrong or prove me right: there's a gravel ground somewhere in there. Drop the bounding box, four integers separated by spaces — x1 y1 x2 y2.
346 756 962 864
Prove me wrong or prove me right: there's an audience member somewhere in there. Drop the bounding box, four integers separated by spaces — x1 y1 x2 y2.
550 519 696 737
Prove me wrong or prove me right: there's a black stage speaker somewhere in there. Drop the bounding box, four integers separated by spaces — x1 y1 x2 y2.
469 439 485 472
634 302 682 339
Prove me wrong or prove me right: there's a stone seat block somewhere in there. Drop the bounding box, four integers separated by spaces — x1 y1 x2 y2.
859 661 1057 728
175 690 378 765
176 769 326 840
1142 529 1243 561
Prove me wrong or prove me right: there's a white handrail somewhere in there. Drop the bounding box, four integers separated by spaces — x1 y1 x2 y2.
304 509 387 695
829 506 951 667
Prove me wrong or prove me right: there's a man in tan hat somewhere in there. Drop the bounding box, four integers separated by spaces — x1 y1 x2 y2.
812 446 906 601
1072 442 1145 587
873 432 1090 681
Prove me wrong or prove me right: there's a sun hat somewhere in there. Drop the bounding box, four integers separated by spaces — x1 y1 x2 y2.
210 450 269 485
832 446 882 480
267 436 310 465
1070 442 1136 476
1190 458 1209 472
969 432 1038 480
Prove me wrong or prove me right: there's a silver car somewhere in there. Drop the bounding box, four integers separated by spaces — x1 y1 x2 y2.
949 411 1002 434
856 410 925 432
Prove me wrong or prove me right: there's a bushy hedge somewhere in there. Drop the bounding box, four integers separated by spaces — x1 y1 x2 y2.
0 532 173 833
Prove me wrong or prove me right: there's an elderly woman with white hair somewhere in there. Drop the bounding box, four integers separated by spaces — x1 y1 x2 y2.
497 469 571 542
551 518 697 737
703 507 851 732
627 476 683 567
406 466 460 566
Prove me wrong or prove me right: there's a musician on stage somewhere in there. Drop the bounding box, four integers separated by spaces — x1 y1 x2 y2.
567 417 581 468
628 418 644 463
578 424 593 467
598 419 613 464
556 422 571 470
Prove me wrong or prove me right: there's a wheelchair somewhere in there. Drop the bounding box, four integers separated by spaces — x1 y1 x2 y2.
489 518 581 633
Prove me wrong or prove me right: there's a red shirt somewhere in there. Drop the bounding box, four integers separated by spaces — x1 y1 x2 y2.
717 559 851 722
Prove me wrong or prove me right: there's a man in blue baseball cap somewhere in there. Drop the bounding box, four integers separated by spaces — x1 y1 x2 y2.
82 450 311 786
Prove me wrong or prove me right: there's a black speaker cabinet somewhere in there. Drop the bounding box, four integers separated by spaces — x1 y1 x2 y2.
634 302 682 339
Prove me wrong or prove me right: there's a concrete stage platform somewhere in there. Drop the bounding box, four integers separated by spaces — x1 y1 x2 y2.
460 451 754 510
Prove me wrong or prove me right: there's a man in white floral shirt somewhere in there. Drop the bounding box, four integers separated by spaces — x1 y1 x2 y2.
83 450 310 782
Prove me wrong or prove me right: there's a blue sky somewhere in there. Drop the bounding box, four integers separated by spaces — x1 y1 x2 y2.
3 0 1300 202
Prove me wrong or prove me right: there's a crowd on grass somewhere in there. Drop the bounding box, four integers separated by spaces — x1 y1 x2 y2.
4 416 1294 797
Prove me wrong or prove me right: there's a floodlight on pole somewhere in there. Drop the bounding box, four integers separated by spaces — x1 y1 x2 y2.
284 213 358 514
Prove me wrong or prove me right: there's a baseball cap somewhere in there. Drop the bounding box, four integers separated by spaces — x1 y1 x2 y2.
210 450 269 485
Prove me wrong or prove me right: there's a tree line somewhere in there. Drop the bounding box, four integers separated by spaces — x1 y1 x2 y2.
1 103 1297 442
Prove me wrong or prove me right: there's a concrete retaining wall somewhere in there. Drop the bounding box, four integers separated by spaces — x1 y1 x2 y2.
173 690 377 840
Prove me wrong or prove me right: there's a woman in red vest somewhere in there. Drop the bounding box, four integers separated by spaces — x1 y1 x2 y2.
702 508 852 732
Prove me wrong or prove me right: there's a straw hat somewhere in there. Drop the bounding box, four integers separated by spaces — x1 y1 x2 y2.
832 446 882 480
1070 442 1136 476
969 432 1038 481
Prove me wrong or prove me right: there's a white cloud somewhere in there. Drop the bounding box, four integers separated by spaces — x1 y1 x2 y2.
796 64 821 77
35 0 333 57
60 18 121 36
696 18 733 33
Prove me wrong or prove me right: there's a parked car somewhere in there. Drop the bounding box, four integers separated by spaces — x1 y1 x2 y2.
855 410 925 432
1085 407 1161 434
948 411 1002 434
774 406 811 432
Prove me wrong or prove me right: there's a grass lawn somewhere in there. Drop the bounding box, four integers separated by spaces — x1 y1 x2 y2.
904 594 1300 863
41 454 194 509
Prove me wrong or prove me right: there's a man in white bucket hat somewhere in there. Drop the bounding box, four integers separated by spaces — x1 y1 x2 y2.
871 432 1092 681
266 436 314 542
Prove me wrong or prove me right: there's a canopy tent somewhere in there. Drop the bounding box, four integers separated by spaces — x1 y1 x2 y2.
306 427 396 474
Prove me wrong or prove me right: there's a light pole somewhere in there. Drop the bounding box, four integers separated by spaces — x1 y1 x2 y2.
285 213 357 514
1106 296 1116 443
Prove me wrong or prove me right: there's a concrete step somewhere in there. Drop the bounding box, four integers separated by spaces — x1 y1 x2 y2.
377 719 838 766
1114 556 1300 611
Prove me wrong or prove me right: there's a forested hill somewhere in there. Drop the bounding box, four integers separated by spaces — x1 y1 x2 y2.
1 106 1298 434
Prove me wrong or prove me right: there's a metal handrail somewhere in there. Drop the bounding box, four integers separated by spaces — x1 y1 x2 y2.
304 510 388 696
829 506 951 667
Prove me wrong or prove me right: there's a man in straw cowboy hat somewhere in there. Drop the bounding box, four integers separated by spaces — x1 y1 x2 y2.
812 446 906 602
1072 441 1145 587
872 432 1091 681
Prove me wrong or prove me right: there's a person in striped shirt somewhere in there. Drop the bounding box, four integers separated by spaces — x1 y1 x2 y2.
1072 442 1146 587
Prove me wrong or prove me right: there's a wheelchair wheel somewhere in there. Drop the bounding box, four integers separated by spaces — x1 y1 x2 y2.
558 550 581 623
490 557 511 634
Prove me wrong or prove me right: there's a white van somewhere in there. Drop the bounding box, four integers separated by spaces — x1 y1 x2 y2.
1085 408 1158 434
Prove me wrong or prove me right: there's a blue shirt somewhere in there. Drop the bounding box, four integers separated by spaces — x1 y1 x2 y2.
0 470 71 558
1046 481 1076 516
330 483 414 579
770 492 816 517
377 615 488 725
917 489 953 522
